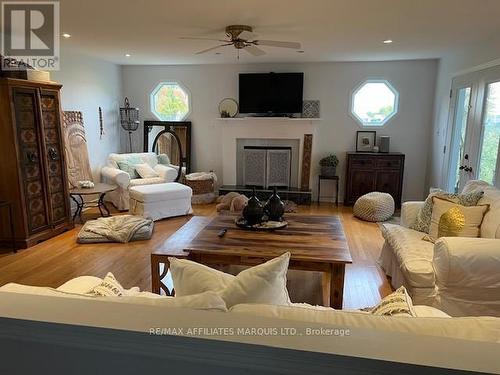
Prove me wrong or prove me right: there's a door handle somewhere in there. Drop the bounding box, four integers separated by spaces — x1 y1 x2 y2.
27 151 38 163
48 147 58 160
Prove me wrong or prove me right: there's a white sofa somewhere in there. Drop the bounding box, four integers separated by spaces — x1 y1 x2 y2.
0 277 499 373
101 152 181 210
379 180 500 317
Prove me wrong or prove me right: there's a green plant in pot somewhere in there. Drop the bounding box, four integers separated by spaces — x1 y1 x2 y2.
319 154 338 177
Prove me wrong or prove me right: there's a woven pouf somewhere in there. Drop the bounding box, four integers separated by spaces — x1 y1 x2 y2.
353 192 395 222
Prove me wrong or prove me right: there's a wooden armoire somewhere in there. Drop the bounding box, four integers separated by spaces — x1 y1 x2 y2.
0 78 73 249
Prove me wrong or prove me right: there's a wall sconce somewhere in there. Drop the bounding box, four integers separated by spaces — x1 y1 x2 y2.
119 97 139 152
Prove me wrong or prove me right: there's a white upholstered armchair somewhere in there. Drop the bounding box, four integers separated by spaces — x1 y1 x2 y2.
101 152 181 210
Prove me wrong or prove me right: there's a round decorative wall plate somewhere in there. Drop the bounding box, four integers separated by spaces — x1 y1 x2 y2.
218 98 239 118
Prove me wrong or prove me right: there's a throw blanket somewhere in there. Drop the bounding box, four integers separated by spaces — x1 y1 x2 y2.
86 215 153 243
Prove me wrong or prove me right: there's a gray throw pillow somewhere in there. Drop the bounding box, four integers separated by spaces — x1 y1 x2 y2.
157 154 170 165
117 161 140 179
411 190 484 233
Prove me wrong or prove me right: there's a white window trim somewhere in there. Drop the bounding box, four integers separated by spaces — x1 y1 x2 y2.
349 79 399 128
150 80 192 121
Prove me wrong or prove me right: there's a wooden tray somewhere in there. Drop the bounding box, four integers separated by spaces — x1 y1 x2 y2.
235 217 288 231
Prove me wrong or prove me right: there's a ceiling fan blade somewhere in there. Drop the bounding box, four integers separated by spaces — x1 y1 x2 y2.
180 36 228 42
195 43 232 55
255 40 301 49
244 45 266 56
238 30 258 41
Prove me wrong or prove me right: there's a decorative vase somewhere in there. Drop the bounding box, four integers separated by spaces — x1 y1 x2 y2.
264 186 285 221
321 165 336 177
242 187 264 225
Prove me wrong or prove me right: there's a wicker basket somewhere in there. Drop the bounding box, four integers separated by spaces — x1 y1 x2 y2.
183 173 215 195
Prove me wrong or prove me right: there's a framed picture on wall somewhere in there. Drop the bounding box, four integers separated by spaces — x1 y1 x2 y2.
356 131 376 152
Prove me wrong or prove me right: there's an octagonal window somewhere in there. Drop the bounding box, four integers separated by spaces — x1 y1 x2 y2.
150 82 190 121
351 80 398 126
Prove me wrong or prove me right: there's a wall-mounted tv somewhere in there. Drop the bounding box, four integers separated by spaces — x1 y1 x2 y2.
239 72 304 115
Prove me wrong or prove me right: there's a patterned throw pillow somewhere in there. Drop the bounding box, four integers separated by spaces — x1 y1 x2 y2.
427 197 489 240
89 272 125 297
370 286 416 317
411 190 484 233
157 154 170 165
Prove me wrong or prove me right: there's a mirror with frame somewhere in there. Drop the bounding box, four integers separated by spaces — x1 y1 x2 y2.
144 121 191 182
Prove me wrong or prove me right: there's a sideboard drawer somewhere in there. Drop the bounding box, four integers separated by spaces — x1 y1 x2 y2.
350 157 375 168
376 157 402 169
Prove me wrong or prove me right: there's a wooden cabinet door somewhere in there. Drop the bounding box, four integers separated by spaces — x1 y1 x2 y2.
349 169 376 203
12 88 51 234
376 170 401 205
39 90 69 225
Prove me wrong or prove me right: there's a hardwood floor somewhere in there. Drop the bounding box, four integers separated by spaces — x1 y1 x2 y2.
0 203 392 309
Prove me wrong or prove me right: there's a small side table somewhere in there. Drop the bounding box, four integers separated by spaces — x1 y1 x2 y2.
0 201 16 253
318 175 339 206
69 183 117 222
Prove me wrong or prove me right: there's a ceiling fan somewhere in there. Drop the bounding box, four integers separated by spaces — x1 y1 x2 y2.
180 25 301 58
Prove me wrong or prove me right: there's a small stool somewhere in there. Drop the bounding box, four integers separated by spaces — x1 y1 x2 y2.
353 192 395 222
129 183 193 221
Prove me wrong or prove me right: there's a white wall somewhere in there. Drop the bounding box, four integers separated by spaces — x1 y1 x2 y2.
51 48 122 181
122 60 437 202
427 35 500 190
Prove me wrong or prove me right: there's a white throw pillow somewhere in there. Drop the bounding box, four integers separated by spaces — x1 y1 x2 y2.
134 163 159 178
57 276 103 294
168 252 291 307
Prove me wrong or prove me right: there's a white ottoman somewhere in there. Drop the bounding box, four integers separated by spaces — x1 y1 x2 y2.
129 183 193 221
353 192 395 222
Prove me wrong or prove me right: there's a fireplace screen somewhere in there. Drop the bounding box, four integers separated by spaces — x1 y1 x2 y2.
243 147 291 188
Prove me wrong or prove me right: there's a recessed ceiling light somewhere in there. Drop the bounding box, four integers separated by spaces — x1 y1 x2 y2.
383 39 393 44
125 53 131 57
62 33 71 38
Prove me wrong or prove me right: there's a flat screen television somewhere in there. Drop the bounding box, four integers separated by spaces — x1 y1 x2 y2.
239 72 304 115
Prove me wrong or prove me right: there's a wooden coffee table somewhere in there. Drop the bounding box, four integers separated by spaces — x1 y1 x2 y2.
151 214 352 308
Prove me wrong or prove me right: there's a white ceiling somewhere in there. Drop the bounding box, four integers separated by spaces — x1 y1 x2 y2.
60 0 500 65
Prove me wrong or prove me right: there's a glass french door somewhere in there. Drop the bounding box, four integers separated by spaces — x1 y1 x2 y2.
477 81 500 186
446 66 500 191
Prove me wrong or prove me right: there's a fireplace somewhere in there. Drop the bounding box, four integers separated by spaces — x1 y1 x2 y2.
236 138 300 188
243 146 291 188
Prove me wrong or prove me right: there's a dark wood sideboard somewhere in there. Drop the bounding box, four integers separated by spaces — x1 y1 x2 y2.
344 152 405 208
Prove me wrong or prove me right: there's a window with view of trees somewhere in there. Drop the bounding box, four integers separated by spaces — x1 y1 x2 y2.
478 81 500 184
151 82 190 121
351 80 398 126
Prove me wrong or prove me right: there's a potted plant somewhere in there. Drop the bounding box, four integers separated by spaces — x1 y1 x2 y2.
319 154 339 177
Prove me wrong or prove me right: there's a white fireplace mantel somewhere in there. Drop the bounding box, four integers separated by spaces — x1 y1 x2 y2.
217 118 319 186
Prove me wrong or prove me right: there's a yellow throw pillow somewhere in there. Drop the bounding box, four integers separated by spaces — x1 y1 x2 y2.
428 197 489 240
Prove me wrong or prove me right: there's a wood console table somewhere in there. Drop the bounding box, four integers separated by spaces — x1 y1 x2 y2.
151 214 352 309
